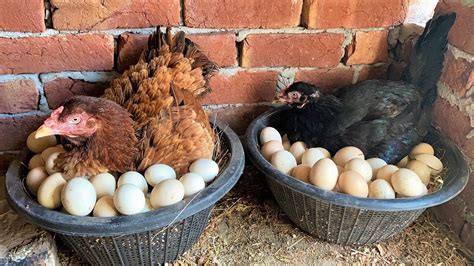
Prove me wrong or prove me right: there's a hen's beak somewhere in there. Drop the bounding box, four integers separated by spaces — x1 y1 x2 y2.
35 125 56 139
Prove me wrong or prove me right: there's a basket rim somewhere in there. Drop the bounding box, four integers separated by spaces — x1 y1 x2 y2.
5 118 245 236
245 106 470 212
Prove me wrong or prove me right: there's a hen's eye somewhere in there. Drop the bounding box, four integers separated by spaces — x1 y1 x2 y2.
70 117 81 124
289 92 299 99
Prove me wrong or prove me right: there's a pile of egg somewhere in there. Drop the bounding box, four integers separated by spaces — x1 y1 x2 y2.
260 127 444 199
24 130 219 217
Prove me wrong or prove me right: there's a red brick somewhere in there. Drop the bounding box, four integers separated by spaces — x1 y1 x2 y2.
242 33 345 68
295 68 354 93
0 34 114 74
357 65 389 82
303 0 407 29
0 79 38 113
44 79 109 109
51 0 180 30
0 114 46 151
203 71 279 105
440 51 474 97
436 0 474 54
0 0 45 32
117 32 237 72
185 0 303 28
209 106 270 135
345 31 389 65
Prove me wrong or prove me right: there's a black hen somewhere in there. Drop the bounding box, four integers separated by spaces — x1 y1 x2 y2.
277 13 456 164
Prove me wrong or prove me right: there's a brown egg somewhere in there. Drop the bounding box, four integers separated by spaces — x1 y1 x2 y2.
301 148 325 167
282 140 291 151
410 143 434 157
369 179 395 199
391 169 424 197
316 147 331 158
309 158 339 190
397 156 409 168
41 146 65 162
291 164 311 183
333 147 364 166
406 160 431 185
261 140 284 161
413 154 443 175
345 158 372 182
338 171 368 198
28 154 45 169
26 167 49 196
376 165 399 183
290 141 307 163
27 131 57 153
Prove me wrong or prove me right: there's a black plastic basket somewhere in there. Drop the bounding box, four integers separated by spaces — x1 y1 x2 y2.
246 107 470 245
5 119 245 265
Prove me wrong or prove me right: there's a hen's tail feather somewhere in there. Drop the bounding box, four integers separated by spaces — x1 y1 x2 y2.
402 12 456 106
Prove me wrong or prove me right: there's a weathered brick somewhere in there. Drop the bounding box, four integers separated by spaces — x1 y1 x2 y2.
436 0 474 54
303 0 407 29
295 68 354 93
208 106 270 135
44 79 109 109
459 172 474 212
0 0 45 32
0 34 114 74
345 31 389 65
185 0 303 28
117 32 237 72
431 198 465 235
357 65 389 81
0 115 46 151
461 222 473 251
440 51 474 97
242 33 345 68
51 0 180 30
0 79 38 113
0 153 16 175
204 71 279 105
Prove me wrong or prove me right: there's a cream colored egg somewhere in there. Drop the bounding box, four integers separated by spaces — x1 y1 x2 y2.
316 147 331 158
406 160 431 186
90 173 116 198
28 154 44 169
301 148 325 167
189 159 219 183
282 140 291 151
261 140 284 161
113 184 146 215
141 197 153 213
376 165 399 183
333 147 364 166
397 156 409 168
368 179 395 199
179 173 205 197
37 173 66 209
289 141 307 163
338 171 368 197
150 179 185 208
391 169 424 197
26 166 48 196
336 165 344 176
144 164 177 186
366 158 387 177
93 196 119 217
291 164 311 183
309 158 339 191
41 146 65 162
271 150 297 175
413 154 443 175
410 143 434 156
118 171 148 194
44 152 61 175
345 158 372 182
61 177 96 216
27 131 57 153
421 184 428 196
260 127 282 144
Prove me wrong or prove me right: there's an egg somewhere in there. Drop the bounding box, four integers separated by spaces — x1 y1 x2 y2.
261 140 284 161
316 147 331 158
289 142 307 163
27 130 57 153
90 173 116 198
376 165 399 183
61 177 97 216
150 179 185 208
37 173 66 209
26 167 49 195
391 169 424 197
260 127 282 144
271 150 297 175
413 154 443 175
336 165 344 176
44 152 61 175
338 171 368 197
333 147 364 166
93 196 119 217
397 156 409 168
421 184 428 196
41 146 65 162
344 158 372 182
282 134 289 141
410 143 434 156
179 173 206 197
144 164 177 186
141 197 154 213
282 140 291 151
118 171 148 194
189 159 219 183
28 154 44 169
406 160 431 185
113 184 145 215
309 158 339 191
366 158 387 177
301 148 325 167
291 164 311 183
368 179 395 199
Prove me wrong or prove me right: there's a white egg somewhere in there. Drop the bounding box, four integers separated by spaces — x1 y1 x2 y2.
150 179 185 208
27 130 57 153
26 166 49 196
37 173 66 209
261 140 284 161
271 150 297 175
368 179 395 199
260 127 282 144
90 173 116 198
118 171 149 194
289 141 307 163
179 173 205 197
28 154 44 169
41 146 65 162
345 158 373 182
61 177 97 216
141 197 154 213
391 169 424 197
301 148 325 167
144 164 177 186
316 147 331 158
309 158 339 191
93 196 119 217
366 158 387 177
113 184 146 215
45 152 61 175
189 159 219 183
